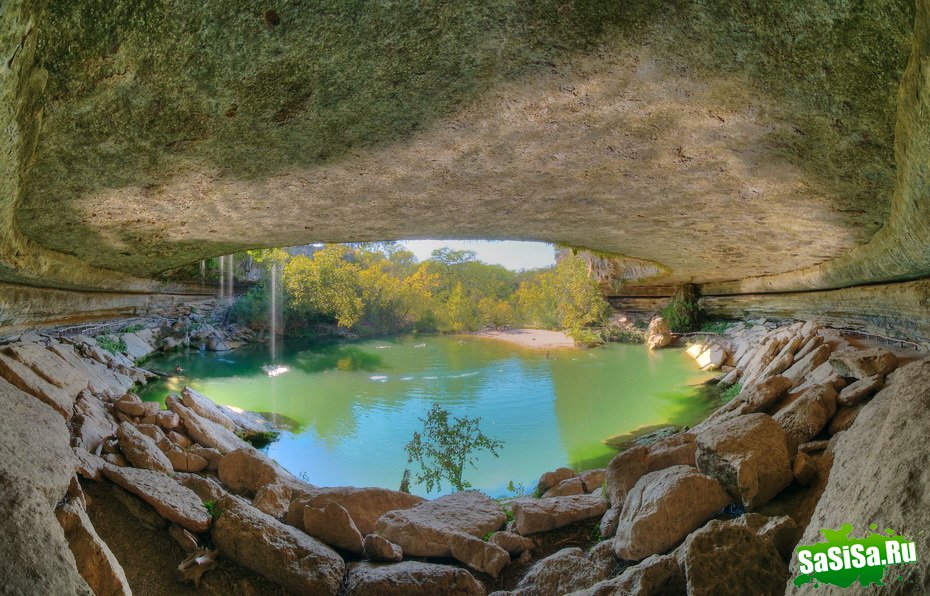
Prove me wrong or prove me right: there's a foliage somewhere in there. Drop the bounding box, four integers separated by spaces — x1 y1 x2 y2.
237 429 281 449
96 334 127 354
701 320 734 334
203 500 222 520
404 403 504 494
120 323 146 333
719 383 742 404
661 284 703 333
514 254 611 335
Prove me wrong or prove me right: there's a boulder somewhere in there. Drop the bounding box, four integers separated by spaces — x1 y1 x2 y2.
677 518 788 596
569 554 684 596
116 422 173 473
536 467 575 494
304 502 365 554
375 490 506 557
489 531 534 556
211 496 345 595
46 342 134 398
363 534 403 562
828 403 865 435
168 430 192 448
71 391 117 454
605 433 696 508
55 499 131 596
114 394 146 417
173 472 228 502
167 398 251 454
253 482 292 519
793 361 846 393
786 359 930 595
511 494 608 535
542 476 585 498
836 374 883 407
732 513 800 561
512 547 614 596
579 469 606 493
646 317 672 350
180 386 237 430
829 347 898 379
773 383 837 454
102 465 212 532
599 507 620 539
219 447 294 497
0 342 87 418
0 382 90 596
73 447 106 481
155 410 180 430
289 486 422 535
740 375 793 413
449 532 510 578
614 466 731 560
695 413 793 509
782 344 831 384
792 451 818 485
189 445 222 471
165 446 210 473
696 344 728 371
121 331 156 362
344 561 484 596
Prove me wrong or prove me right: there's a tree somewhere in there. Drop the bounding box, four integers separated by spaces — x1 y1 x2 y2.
445 282 477 332
283 246 364 328
404 403 504 493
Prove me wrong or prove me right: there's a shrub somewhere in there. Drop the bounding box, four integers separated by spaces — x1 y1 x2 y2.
661 284 703 332
719 383 742 404
96 334 127 354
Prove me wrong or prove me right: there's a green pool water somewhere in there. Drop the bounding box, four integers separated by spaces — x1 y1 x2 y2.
139 335 716 497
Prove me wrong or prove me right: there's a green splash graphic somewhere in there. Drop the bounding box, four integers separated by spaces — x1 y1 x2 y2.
794 524 917 588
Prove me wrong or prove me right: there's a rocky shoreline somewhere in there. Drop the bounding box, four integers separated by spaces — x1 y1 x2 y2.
1 306 927 594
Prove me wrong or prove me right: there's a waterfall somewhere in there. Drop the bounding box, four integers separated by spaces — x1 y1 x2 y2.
218 255 226 300
200 260 206 288
270 263 278 362
228 254 235 301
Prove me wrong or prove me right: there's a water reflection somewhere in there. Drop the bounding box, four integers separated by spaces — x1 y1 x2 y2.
140 335 712 496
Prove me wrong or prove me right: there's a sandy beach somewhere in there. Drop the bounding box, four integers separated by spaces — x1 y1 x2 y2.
471 328 576 350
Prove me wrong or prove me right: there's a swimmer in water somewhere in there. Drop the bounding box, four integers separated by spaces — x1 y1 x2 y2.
175 365 184 375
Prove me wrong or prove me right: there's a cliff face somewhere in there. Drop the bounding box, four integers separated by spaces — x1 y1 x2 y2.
0 1 919 293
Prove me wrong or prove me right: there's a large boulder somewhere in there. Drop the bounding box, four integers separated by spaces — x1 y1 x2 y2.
677 518 788 596
829 347 898 379
695 413 793 509
180 386 237 430
374 490 506 558
304 502 365 554
772 384 838 454
489 531 534 556
0 378 92 595
102 465 212 532
116 422 173 473
344 561 484 596
289 486 423 535
536 466 575 494
647 317 673 350
511 494 608 535
449 531 510 578
211 496 345 595
217 448 288 496
511 546 614 596
0 342 86 418
55 498 131 596
786 359 930 595
614 466 731 561
605 433 696 508
782 344 832 384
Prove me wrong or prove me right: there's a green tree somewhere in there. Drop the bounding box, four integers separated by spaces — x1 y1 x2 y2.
284 246 364 328
445 282 477 332
404 403 504 493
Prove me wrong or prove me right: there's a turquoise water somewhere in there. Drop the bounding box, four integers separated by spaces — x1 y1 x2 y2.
140 335 715 497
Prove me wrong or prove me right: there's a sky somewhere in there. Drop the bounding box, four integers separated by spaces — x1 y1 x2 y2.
399 240 556 271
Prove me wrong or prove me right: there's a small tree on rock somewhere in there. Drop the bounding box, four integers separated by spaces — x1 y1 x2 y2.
404 403 504 494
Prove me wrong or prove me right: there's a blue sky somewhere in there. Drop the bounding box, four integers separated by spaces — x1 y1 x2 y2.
399 240 555 271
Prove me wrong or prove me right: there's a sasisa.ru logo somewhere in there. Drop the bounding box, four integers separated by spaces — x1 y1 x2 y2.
794 523 918 589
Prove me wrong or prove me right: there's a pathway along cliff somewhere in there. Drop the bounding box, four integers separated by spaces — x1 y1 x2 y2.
1 300 928 594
